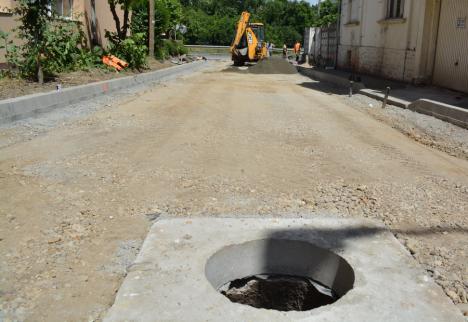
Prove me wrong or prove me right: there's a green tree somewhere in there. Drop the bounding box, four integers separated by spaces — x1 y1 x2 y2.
179 0 325 47
10 0 51 83
9 0 98 82
107 0 143 41
316 0 339 26
131 0 185 59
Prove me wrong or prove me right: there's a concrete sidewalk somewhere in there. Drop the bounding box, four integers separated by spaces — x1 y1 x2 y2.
297 66 468 129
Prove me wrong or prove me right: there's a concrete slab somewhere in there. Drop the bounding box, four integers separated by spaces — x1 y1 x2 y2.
104 216 464 322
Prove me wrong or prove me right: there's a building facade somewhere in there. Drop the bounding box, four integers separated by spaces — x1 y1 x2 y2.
338 0 468 93
0 0 124 63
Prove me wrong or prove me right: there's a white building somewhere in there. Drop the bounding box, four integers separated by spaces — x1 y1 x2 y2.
337 0 468 93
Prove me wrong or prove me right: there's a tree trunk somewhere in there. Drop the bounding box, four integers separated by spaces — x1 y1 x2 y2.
148 0 154 57
121 7 130 39
109 1 122 39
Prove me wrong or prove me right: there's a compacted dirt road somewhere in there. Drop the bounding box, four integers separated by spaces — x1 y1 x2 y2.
1 61 467 321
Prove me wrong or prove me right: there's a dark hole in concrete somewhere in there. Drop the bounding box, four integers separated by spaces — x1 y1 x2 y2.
220 274 337 311
205 239 354 312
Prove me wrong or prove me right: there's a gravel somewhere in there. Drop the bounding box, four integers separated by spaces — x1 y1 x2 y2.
223 57 298 75
1 62 467 321
345 93 468 160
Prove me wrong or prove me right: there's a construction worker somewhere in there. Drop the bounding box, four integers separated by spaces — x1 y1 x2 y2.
268 43 274 57
294 40 301 62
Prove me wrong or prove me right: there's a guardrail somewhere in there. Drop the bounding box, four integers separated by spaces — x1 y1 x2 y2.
184 44 288 53
185 45 229 49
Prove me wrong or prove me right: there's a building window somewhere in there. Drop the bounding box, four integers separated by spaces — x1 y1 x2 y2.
387 0 404 19
55 0 73 18
348 0 360 23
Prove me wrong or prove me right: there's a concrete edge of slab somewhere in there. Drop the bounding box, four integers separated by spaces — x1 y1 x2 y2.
0 61 208 125
297 67 468 130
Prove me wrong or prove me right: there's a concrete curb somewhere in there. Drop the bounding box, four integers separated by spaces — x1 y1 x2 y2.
408 99 468 129
297 66 468 130
0 61 207 125
358 88 409 109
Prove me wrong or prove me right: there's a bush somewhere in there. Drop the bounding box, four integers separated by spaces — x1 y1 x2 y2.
7 20 101 79
41 21 99 73
107 32 148 70
7 1 103 82
0 29 13 78
155 39 187 59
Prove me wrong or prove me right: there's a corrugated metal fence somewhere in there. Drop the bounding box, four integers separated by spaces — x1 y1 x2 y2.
304 23 339 68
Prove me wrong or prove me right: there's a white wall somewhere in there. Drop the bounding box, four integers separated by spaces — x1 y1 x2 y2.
338 0 431 83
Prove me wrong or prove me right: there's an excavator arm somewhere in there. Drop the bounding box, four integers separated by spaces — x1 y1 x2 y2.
230 11 250 54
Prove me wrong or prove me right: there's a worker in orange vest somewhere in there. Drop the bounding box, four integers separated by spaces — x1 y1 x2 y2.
293 41 301 62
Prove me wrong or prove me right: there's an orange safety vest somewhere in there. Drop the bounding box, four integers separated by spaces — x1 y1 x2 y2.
294 43 301 53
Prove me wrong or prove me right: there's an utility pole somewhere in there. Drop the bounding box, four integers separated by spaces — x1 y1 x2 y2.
148 0 154 57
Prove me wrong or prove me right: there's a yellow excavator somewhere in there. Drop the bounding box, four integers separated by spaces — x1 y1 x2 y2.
230 11 268 66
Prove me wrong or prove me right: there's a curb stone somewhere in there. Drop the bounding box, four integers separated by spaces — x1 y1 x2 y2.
0 61 207 125
297 66 468 130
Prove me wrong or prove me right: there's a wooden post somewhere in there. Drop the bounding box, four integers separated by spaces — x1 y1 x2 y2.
148 0 154 57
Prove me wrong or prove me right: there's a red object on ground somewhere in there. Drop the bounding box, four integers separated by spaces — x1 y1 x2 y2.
102 55 129 71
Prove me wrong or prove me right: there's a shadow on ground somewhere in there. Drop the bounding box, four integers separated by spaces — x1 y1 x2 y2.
298 81 349 95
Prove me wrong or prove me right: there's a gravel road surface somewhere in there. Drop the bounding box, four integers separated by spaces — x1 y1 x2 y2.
1 61 467 321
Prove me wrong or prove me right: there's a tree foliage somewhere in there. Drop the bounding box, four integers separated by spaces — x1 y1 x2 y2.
180 0 338 47
316 0 339 26
8 0 100 82
107 0 145 41
131 0 186 59
106 0 149 68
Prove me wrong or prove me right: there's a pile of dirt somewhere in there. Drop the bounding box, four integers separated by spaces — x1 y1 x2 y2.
248 57 298 75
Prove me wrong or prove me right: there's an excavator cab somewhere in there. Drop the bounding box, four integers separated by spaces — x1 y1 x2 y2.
250 23 265 48
230 12 268 66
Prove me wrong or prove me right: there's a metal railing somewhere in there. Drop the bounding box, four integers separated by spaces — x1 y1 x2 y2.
184 44 292 53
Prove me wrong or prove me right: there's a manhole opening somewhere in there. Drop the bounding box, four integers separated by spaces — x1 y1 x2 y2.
219 274 337 311
205 239 354 312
